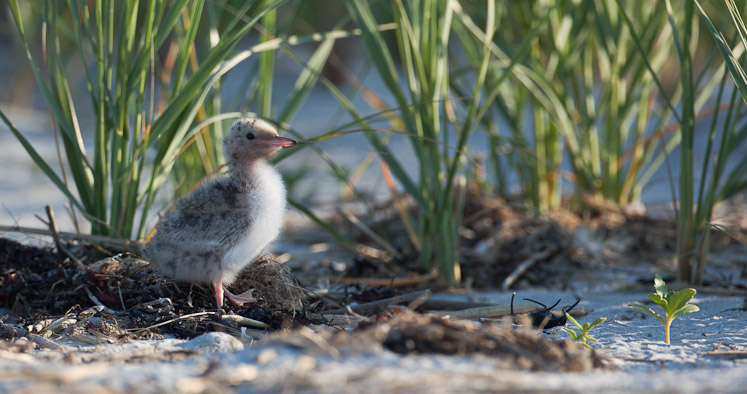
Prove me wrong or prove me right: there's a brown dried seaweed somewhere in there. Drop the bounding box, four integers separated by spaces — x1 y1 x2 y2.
0 238 310 341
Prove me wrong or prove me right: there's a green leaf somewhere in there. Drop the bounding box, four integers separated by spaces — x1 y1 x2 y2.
653 274 668 298
672 304 700 319
648 293 668 310
565 313 583 330
666 288 697 315
564 313 605 347
588 317 607 330
562 327 579 340
629 303 666 325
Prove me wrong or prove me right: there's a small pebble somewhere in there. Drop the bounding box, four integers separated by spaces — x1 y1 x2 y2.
257 348 277 364
176 332 244 352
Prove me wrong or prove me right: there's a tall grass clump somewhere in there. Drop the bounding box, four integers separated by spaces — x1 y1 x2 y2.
453 2 567 210
543 0 678 205
459 1 691 210
450 0 747 284
669 0 747 284
1 0 283 239
346 0 496 281
450 2 549 207
613 0 747 284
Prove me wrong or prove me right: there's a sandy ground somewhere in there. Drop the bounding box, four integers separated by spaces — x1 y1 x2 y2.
1 91 745 394
1 287 744 393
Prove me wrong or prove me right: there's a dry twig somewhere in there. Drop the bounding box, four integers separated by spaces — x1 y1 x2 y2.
0 224 143 253
45 205 86 270
331 268 439 287
501 249 555 291
129 311 217 333
324 290 431 315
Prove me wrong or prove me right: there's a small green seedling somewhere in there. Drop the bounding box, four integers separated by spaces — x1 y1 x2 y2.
629 274 699 345
562 314 607 349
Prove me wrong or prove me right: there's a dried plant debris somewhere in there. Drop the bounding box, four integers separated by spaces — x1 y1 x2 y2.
276 310 608 372
230 255 306 312
0 238 310 342
338 185 727 290
0 238 77 311
379 314 605 371
335 193 583 289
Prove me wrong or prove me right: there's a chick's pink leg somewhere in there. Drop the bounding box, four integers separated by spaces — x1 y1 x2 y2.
213 280 225 308
223 286 257 305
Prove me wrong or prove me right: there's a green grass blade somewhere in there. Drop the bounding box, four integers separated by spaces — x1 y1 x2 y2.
695 0 747 105
288 198 357 253
0 110 85 212
277 36 336 123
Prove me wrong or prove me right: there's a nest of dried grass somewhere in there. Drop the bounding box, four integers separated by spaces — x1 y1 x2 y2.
0 238 310 342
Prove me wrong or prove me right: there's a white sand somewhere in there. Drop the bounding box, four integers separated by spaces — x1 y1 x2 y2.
1 288 745 393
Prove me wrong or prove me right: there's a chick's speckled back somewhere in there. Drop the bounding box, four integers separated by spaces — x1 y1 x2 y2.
144 176 253 284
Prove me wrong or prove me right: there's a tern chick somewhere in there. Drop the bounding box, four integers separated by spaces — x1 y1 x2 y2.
145 118 296 308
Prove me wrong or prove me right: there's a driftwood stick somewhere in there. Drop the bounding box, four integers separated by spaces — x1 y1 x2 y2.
45 205 63 251
307 314 365 326
41 315 77 336
28 333 73 352
704 351 747 360
2 319 72 351
419 299 494 311
323 290 431 315
429 302 538 319
406 290 431 310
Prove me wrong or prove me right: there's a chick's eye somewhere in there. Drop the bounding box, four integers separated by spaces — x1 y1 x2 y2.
246 132 255 140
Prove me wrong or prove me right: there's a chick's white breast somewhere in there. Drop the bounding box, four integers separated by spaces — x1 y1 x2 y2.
220 162 286 282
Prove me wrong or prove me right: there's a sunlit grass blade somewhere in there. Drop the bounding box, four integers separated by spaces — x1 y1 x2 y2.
288 199 358 252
